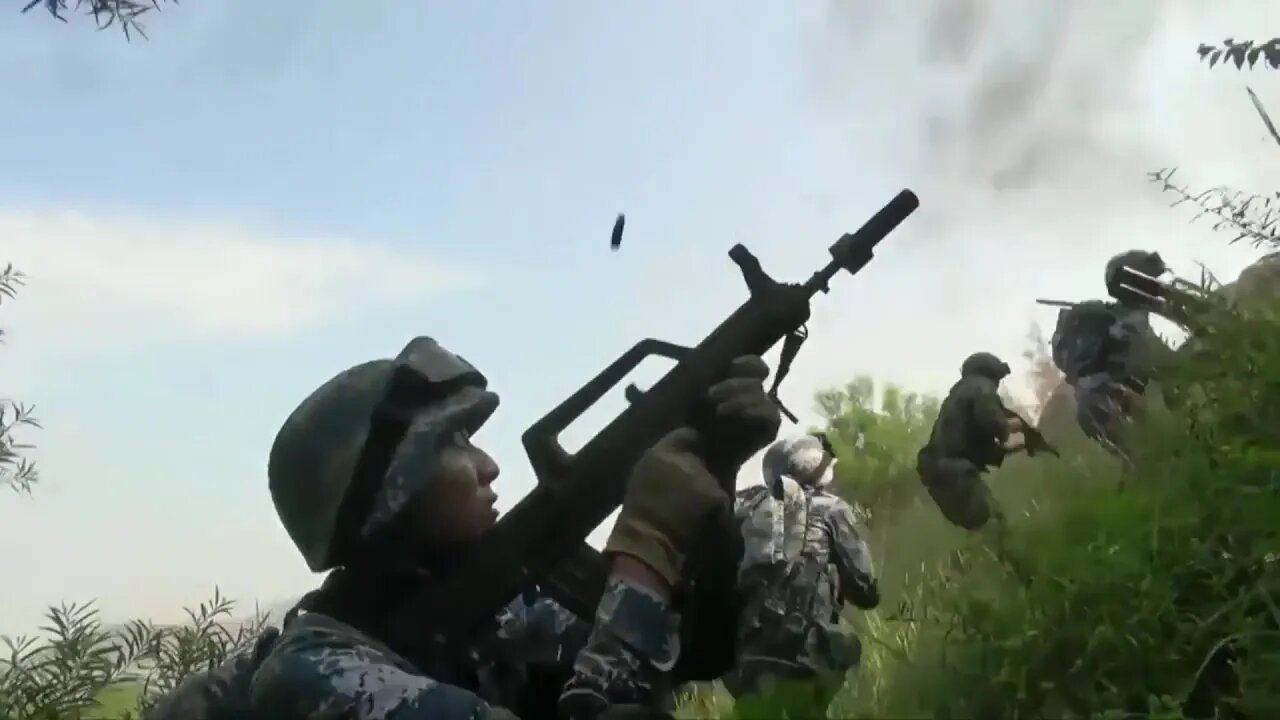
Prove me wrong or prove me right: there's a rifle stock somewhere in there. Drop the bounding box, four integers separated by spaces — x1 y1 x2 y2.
394 190 920 679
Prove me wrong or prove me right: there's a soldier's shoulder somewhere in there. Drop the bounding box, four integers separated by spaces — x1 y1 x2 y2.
249 611 484 719
141 642 266 720
265 611 406 663
809 488 846 505
949 375 997 398
811 491 867 520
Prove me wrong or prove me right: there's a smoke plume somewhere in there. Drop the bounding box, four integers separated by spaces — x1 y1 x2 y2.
790 0 1277 402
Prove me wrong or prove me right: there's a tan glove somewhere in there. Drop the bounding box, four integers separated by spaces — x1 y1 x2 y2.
605 356 781 586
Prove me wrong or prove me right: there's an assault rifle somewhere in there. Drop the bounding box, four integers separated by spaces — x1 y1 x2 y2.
1112 265 1219 329
395 190 920 680
1037 268 1218 328
1003 407 1059 458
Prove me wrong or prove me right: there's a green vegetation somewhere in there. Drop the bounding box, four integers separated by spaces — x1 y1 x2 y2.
0 592 268 719
677 263 1280 718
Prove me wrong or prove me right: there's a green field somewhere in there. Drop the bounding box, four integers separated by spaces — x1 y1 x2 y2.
84 684 141 719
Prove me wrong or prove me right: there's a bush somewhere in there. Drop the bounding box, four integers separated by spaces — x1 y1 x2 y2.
813 375 940 517
679 273 1279 718
0 591 270 720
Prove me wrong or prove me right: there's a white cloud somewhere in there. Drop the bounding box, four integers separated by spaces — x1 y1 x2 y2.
0 206 483 356
0 205 488 633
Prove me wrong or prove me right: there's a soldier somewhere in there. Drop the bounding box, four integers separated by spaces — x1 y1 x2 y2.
142 336 780 720
721 432 879 714
1049 250 1172 460
916 352 1031 531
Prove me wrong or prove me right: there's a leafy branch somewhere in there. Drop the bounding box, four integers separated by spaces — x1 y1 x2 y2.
1147 168 1280 250
1197 38 1280 70
0 603 158 719
0 265 40 496
1145 50 1280 253
133 588 270 714
0 590 271 719
20 0 177 41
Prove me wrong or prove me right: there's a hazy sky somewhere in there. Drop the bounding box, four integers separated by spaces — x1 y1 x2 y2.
1 1 1276 633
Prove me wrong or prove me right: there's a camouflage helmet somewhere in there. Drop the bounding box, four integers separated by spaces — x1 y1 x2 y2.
810 431 835 457
960 351 1011 381
1105 249 1167 305
268 337 499 572
761 433 837 489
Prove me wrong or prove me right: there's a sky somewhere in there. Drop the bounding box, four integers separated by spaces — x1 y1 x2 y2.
0 1 1277 634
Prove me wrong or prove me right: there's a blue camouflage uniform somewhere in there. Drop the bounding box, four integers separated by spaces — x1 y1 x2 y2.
1050 300 1161 457
143 563 679 720
721 435 878 706
246 575 677 719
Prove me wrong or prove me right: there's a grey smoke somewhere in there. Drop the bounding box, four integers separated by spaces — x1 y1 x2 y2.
812 0 1167 192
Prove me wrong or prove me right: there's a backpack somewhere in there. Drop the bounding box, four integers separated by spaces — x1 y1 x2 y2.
736 478 807 583
1051 301 1121 382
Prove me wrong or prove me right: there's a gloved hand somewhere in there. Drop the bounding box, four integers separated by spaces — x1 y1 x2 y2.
704 355 785 470
605 355 781 586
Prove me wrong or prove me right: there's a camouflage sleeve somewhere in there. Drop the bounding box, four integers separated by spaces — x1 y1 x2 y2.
250 617 517 720
557 575 680 719
826 500 880 609
966 378 1011 444
496 595 591 659
733 484 768 523
1110 308 1150 344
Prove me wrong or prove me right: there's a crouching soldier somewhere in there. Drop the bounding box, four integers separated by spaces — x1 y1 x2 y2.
917 352 1031 531
722 432 879 715
142 337 780 720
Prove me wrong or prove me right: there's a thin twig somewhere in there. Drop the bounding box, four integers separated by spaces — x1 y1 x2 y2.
1246 87 1280 151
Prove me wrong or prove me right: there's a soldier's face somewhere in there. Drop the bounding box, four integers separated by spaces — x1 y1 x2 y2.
412 430 501 544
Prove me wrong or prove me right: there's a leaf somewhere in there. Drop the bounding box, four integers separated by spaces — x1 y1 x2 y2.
1245 86 1280 151
1210 50 1223 68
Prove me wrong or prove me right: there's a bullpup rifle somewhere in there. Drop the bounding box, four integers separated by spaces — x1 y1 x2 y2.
1112 265 1221 329
395 190 921 680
